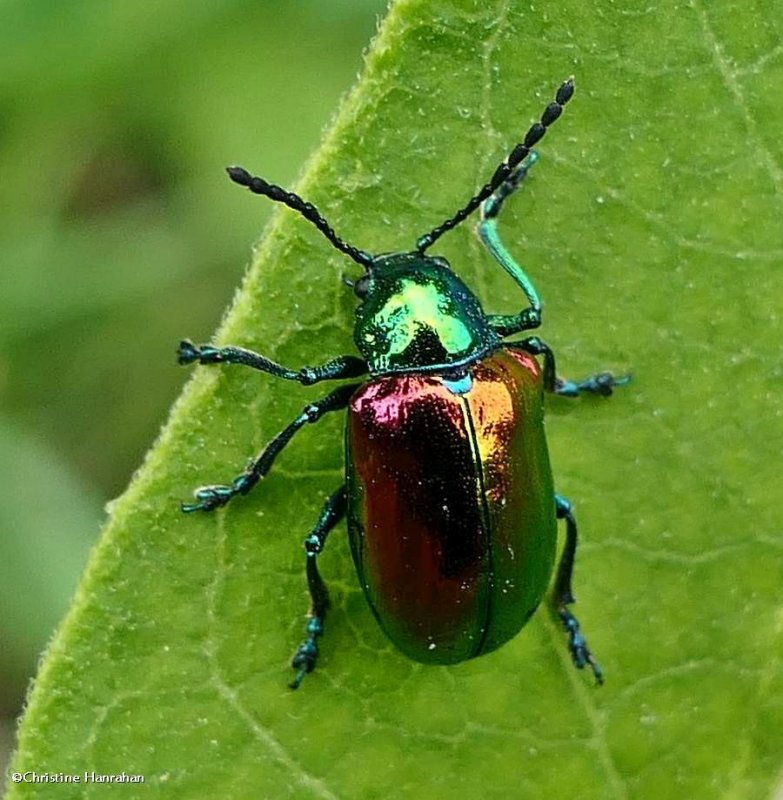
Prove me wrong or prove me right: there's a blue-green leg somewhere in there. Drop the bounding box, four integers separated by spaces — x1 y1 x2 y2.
178 340 367 385
478 151 543 336
510 336 631 397
182 383 358 512
554 494 603 684
480 152 632 396
290 485 347 689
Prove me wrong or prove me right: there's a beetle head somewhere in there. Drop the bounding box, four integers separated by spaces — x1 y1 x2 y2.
351 252 496 374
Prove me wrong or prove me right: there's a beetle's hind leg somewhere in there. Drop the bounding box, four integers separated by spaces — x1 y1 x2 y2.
552 494 604 684
289 485 347 689
510 337 631 397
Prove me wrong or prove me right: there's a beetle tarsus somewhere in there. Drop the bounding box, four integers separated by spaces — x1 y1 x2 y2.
289 669 307 690
181 476 254 513
482 149 541 221
180 486 231 513
177 339 203 365
513 338 631 398
289 622 322 690
177 339 231 366
556 371 632 397
559 607 604 685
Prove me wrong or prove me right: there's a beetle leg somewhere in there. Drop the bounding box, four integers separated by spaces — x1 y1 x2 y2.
178 340 367 385
289 485 347 689
509 336 631 397
553 494 604 685
478 152 543 337
181 383 359 512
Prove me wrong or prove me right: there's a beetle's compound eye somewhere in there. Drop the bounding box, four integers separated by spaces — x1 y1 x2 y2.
353 275 371 299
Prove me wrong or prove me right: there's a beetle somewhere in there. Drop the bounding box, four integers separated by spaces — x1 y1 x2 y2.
178 78 629 689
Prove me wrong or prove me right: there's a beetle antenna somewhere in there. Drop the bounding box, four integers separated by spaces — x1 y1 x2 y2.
226 166 374 268
415 78 575 254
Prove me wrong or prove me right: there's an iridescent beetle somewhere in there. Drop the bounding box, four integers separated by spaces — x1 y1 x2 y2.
179 79 629 688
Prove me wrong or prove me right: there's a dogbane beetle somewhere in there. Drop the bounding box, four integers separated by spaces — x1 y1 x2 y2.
178 78 630 688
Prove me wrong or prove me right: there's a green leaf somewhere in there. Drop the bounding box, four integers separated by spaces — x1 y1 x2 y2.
8 0 783 798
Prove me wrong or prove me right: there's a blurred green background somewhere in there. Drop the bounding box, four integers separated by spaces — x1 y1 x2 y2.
0 0 386 778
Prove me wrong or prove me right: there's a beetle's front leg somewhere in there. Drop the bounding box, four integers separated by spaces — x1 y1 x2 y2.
478 152 542 338
289 485 347 689
182 383 359 512
510 336 631 397
178 340 367 385
553 494 603 684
